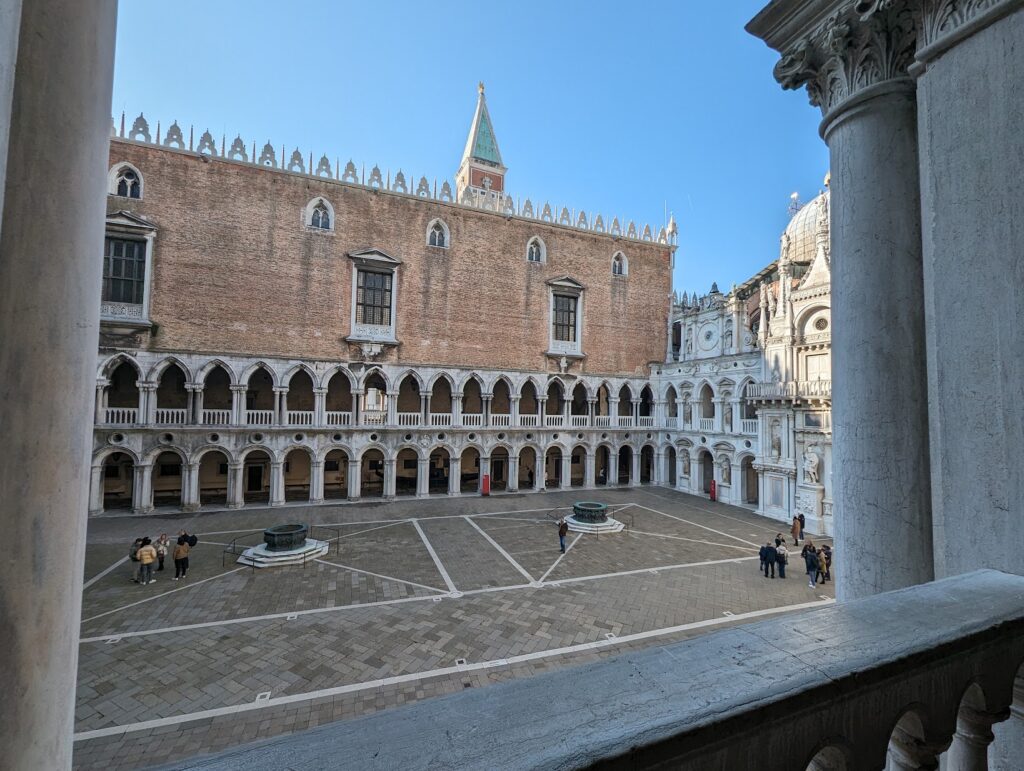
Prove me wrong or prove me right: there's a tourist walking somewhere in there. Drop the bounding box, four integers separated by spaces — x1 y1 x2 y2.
137 537 157 585
155 533 170 572
776 542 788 578
173 536 190 580
774 533 784 548
759 543 766 573
821 544 833 582
790 516 801 547
816 547 829 585
798 513 806 540
129 537 143 582
762 542 777 579
804 544 820 588
558 518 569 553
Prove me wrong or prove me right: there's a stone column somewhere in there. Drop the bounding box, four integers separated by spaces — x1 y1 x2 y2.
631 398 640 425
88 463 104 516
269 460 285 506
191 383 204 424
991 675 1024 771
653 449 664 485
479 455 490 493
537 396 547 427
535 452 546 491
274 387 288 427
351 389 362 426
630 449 641 487
748 3 933 599
313 387 327 428
133 463 154 514
347 459 361 500
309 459 325 504
452 394 463 427
584 451 596 489
227 462 244 508
587 398 596 427
419 393 429 425
886 724 944 771
510 395 520 427
448 456 461 495
383 458 396 498
230 384 247 426
675 452 687 491
689 456 701 493
482 395 492 427
560 453 572 490
609 397 619 428
416 458 430 497
182 462 200 512
386 390 398 427
141 382 157 425
731 462 743 505
94 381 107 424
507 454 519 492
945 706 1007 771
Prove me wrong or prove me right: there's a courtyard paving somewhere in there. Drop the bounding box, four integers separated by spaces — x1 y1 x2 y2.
72 486 834 770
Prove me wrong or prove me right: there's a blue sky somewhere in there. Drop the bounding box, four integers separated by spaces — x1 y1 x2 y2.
112 1 828 296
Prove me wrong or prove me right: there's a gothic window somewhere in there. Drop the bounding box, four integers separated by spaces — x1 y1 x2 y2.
552 295 577 343
304 197 335 231
427 219 449 248
109 163 143 199
527 237 545 263
356 270 393 326
612 251 628 276
103 238 146 304
311 201 331 230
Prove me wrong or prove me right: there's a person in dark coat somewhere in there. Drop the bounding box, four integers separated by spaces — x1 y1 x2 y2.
774 533 784 548
821 544 833 581
804 545 820 588
798 513 806 540
557 518 569 553
776 542 788 579
762 542 777 579
759 543 767 573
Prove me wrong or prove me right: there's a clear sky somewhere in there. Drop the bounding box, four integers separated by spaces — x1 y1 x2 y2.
112 0 828 296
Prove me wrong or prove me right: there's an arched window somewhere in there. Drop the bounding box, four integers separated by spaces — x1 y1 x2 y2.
427 219 449 248
612 251 628 276
527 237 545 263
109 163 143 199
303 197 335 232
311 201 330 230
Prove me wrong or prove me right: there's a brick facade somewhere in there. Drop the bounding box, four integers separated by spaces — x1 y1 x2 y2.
106 141 670 377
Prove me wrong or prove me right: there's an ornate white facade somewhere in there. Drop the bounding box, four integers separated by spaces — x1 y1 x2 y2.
653 187 833 533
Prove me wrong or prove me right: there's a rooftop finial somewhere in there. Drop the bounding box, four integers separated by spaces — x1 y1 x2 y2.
478 81 485 95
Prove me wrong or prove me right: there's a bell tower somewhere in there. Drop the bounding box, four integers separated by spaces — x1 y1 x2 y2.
455 82 507 204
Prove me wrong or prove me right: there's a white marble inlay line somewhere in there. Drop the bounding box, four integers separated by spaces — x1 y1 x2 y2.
82 556 128 590
632 503 760 547
72 598 834 743
80 567 247 624
463 516 535 583
538 533 583 583
412 519 457 593
626 530 753 552
313 558 446 595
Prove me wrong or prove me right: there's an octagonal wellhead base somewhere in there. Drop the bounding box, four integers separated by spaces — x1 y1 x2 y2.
566 501 623 533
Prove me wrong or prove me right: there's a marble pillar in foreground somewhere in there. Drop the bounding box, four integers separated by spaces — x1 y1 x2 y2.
748 1 933 600
0 1 118 767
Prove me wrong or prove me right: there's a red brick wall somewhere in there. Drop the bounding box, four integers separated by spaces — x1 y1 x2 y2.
107 141 670 376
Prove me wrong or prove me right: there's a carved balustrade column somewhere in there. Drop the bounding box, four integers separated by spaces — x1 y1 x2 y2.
886 724 945 771
749 0 933 600
945 705 1009 771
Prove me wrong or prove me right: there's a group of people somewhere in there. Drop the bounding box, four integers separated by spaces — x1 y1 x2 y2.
129 530 197 585
759 529 833 588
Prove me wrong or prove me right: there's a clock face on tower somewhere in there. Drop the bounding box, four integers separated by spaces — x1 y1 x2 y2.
699 324 719 352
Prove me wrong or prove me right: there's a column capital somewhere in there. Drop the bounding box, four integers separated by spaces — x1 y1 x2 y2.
229 384 248 393
272 386 289 394
752 1 918 121
313 387 328 395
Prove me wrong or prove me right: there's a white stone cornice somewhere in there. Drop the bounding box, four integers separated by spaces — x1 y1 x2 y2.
915 0 1024 65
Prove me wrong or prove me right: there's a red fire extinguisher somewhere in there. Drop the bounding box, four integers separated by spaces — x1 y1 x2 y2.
709 479 717 502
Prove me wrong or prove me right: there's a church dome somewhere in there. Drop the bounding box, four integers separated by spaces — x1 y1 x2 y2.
782 190 828 265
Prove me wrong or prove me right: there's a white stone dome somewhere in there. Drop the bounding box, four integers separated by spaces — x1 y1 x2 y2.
782 190 828 264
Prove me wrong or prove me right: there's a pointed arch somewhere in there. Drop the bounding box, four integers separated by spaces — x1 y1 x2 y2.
282 362 318 388
611 250 628 276
108 161 143 199
240 361 282 388
196 358 237 386
359 366 390 392
526 235 546 263
304 197 335 231
99 351 142 381
147 355 193 384
426 217 450 248
320 364 355 391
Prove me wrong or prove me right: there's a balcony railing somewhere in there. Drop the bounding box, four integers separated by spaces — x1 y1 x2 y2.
287 410 314 426
618 416 634 428
748 379 832 400
741 418 757 435
664 416 678 427
699 417 714 431
103 407 137 425
202 409 231 426
594 415 611 427
429 413 452 427
463 413 484 427
155 408 188 425
397 412 420 427
519 414 539 427
491 413 511 427
218 570 1024 771
570 415 589 427
545 415 564 428
325 410 351 426
362 411 386 426
637 416 654 427
246 409 274 426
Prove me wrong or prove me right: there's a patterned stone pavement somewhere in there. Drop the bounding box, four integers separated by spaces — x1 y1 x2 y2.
73 487 835 770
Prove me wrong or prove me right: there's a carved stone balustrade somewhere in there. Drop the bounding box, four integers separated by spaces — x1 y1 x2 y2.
184 570 1024 770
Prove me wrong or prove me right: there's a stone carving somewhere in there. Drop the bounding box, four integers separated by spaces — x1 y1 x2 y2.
680 450 690 476
342 160 359 183
316 155 332 177
129 113 151 143
439 181 453 202
228 136 248 162
724 407 733 433
720 456 731 484
803 446 821 485
392 171 407 193
197 131 218 156
286 149 305 173
522 199 534 218
368 165 383 188
163 121 185 149
416 176 430 197
559 207 571 225
918 0 1007 49
258 142 277 167
770 419 782 459
541 203 553 222
611 218 621 236
642 224 652 241
627 221 637 239
724 329 733 349
577 211 588 228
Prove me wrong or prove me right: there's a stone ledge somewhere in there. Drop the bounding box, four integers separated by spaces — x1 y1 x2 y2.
171 570 1024 771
